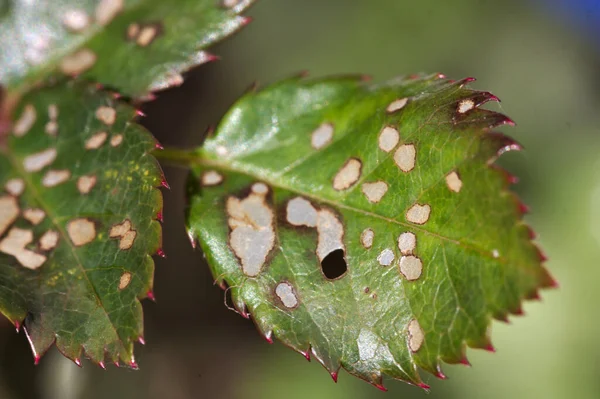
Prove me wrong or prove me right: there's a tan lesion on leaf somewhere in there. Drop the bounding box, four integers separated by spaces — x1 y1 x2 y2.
110 134 123 147
67 218 96 246
333 158 362 191
394 144 416 172
85 132 108 150
275 281 299 309
42 169 71 187
201 170 223 187
109 219 137 250
62 9 90 32
407 319 424 352
406 203 431 225
399 255 423 281
23 148 57 172
0 196 19 236
386 98 408 113
398 232 416 255
378 126 399 153
96 0 124 26
311 123 334 150
23 208 45 225
457 99 475 114
361 181 388 203
360 228 374 249
445 171 463 193
39 230 59 251
95 107 116 126
226 183 275 277
13 104 36 137
118 272 132 290
0 228 47 269
4 179 25 196
126 22 163 47
77 175 97 194
60 49 97 75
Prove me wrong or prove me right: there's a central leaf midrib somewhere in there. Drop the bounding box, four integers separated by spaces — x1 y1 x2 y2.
5 151 126 351
190 152 506 262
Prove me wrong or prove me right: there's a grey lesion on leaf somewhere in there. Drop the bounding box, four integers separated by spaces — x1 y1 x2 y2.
226 182 276 277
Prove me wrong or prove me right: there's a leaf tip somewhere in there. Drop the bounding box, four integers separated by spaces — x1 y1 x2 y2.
146 290 156 302
99 361 106 370
330 371 338 383
138 336 146 345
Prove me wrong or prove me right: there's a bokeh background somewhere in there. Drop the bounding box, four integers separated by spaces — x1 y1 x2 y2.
1 0 600 397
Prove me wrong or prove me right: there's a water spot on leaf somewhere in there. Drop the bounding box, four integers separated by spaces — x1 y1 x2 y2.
333 158 362 191
321 249 347 280
360 228 374 249
23 148 57 172
67 218 96 246
60 49 97 75
394 144 416 172
275 281 299 309
311 123 334 150
399 256 423 281
361 181 388 203
377 248 395 266
286 197 317 227
407 319 424 352
445 171 463 193
397 232 416 255
13 104 36 137
378 126 399 153
201 170 223 187
42 169 71 187
406 203 431 225
386 98 408 113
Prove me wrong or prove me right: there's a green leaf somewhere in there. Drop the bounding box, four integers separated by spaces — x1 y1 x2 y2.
183 74 556 389
0 0 254 98
0 82 163 367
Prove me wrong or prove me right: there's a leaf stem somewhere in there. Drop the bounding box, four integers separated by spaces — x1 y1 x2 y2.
153 147 202 168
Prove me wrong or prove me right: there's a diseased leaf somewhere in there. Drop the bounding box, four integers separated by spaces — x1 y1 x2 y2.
183 74 556 389
0 0 254 98
0 82 163 367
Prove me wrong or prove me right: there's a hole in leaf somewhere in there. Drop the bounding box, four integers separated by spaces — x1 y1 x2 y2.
321 249 347 280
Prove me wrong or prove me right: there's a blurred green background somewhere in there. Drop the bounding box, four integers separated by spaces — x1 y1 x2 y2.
1 0 599 397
